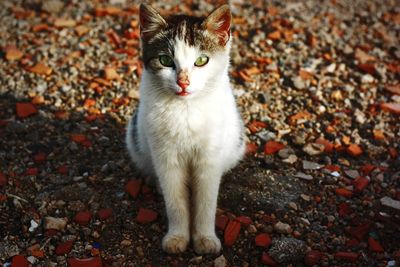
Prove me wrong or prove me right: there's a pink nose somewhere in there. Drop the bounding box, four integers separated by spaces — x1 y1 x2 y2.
177 79 190 90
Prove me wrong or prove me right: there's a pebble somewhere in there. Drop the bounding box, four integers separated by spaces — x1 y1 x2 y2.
292 76 306 90
274 221 292 234
214 255 227 267
44 217 67 231
302 160 323 170
380 196 400 211
293 172 313 181
303 143 325 156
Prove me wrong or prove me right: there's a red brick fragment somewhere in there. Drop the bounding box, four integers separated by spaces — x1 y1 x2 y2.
335 188 353 198
33 152 47 164
381 102 400 114
25 167 39 176
98 208 113 220
338 202 352 217
353 176 369 192
255 233 271 247
388 147 398 159
235 216 252 226
67 257 102 267
334 252 359 262
360 164 375 176
135 208 158 224
346 238 360 247
346 144 363 157
74 211 92 226
348 222 371 240
304 250 323 266
247 120 267 134
368 237 384 253
0 172 7 186
125 179 142 198
264 141 285 154
57 165 69 175
224 220 241 246
215 214 229 231
358 63 375 74
315 138 334 153
16 102 38 118
55 240 74 255
261 252 278 266
11 255 30 267
246 143 258 154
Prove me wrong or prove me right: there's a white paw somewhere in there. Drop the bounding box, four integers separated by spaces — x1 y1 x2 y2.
162 234 189 254
193 235 221 254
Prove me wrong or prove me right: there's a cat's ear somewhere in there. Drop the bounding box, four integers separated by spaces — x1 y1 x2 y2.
202 4 231 46
139 3 167 41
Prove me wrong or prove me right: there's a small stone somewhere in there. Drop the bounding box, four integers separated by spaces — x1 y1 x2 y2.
361 74 374 83
44 217 67 231
29 220 39 232
288 202 298 210
214 255 227 267
380 196 400 211
274 221 292 234
293 172 313 181
344 169 360 179
54 18 76 28
247 224 257 233
278 148 294 159
303 143 325 156
269 237 307 264
120 239 131 246
300 194 310 201
302 160 323 170
292 76 306 90
104 67 120 80
282 154 297 164
42 0 64 14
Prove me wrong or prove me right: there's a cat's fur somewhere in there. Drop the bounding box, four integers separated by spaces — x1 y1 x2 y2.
126 3 245 254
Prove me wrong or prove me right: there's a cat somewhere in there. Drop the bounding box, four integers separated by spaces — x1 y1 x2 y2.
126 3 245 254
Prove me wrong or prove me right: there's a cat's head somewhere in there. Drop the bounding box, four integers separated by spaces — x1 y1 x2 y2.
139 3 231 97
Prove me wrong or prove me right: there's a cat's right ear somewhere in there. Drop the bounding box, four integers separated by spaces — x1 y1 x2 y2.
139 3 167 41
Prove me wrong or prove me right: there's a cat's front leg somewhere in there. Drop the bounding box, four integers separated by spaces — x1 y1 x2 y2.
155 158 190 253
192 165 222 254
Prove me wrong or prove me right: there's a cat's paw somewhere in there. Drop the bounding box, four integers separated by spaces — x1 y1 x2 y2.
193 235 221 254
162 234 189 254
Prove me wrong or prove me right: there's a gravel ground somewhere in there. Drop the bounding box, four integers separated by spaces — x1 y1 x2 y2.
0 0 399 266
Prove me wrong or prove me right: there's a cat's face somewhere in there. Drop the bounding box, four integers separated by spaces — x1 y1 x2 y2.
139 4 231 97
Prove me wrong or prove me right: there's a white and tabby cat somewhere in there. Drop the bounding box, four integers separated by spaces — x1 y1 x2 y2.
126 3 245 254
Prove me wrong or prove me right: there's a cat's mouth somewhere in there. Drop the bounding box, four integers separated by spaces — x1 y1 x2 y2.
176 91 190 96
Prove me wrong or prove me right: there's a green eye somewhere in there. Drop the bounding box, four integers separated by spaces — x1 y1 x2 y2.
159 55 174 67
194 55 209 67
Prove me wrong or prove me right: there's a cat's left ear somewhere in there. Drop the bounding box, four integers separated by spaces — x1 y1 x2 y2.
139 3 167 41
202 4 231 46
